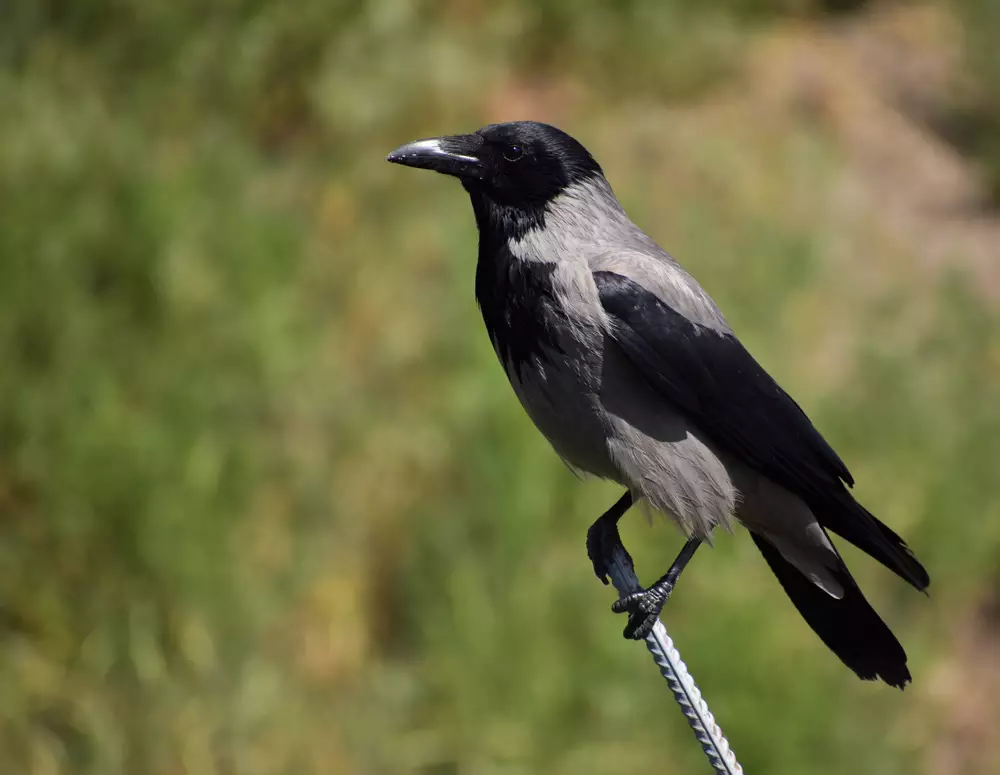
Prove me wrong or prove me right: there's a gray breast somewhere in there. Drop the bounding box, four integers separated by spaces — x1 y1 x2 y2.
504 318 620 481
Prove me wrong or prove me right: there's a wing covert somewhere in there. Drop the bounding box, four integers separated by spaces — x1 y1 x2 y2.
595 270 853 492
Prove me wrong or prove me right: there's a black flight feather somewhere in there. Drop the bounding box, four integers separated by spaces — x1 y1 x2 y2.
594 270 929 592
751 531 911 688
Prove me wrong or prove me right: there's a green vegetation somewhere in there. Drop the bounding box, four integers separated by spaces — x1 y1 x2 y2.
1 2 998 774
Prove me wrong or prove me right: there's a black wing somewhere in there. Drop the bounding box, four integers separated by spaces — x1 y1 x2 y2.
595 270 928 591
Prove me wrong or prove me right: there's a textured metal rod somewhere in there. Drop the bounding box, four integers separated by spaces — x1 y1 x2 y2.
605 543 743 775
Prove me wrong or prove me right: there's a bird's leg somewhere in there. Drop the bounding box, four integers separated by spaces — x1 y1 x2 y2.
586 491 634 585
612 537 702 640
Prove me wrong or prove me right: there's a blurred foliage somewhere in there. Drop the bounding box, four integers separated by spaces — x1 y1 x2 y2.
1 1 999 774
950 0 1000 201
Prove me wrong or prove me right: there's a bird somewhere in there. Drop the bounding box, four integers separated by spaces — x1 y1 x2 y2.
386 121 929 688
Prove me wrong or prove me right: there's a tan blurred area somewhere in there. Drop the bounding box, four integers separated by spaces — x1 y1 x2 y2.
1 1 998 773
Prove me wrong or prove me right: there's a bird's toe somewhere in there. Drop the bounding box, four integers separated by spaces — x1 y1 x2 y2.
611 583 672 639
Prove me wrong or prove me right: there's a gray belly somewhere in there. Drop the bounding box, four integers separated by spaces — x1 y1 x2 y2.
504 334 621 481
504 328 741 539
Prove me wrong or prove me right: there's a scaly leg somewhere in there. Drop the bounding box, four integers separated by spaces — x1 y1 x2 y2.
612 537 702 639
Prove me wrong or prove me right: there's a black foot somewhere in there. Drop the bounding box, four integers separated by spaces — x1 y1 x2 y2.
612 579 673 640
587 514 633 585
586 492 634 585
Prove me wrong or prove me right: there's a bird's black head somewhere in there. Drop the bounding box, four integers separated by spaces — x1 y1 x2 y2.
387 121 603 230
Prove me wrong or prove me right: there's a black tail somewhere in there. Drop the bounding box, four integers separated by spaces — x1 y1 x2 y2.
816 491 929 593
750 531 912 689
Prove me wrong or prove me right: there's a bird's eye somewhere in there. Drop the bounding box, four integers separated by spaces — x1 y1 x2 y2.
503 144 524 162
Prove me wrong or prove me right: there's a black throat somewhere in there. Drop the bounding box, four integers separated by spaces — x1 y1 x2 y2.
467 189 564 377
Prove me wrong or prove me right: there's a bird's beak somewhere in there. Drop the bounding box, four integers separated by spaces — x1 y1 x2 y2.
386 134 485 180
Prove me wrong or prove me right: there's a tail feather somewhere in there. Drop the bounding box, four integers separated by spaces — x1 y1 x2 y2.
816 491 930 593
750 531 912 689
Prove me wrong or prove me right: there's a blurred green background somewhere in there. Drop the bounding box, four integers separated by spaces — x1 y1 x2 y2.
2 1 999 773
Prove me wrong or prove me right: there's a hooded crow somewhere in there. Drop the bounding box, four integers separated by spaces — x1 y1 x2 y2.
387 121 929 688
